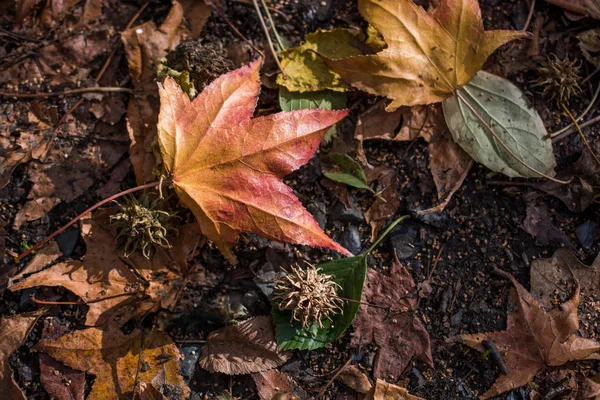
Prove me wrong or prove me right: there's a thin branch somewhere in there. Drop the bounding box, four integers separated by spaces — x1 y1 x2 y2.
251 0 285 74
16 181 163 262
260 0 285 51
207 0 264 57
316 356 352 398
550 82 600 138
0 27 41 43
543 0 589 15
503 0 536 56
560 102 600 166
31 291 142 306
552 114 600 143
0 86 133 98
454 90 571 185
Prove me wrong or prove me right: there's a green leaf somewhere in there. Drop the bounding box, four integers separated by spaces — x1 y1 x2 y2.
272 255 367 350
321 153 373 193
278 88 347 143
276 28 366 93
442 70 556 178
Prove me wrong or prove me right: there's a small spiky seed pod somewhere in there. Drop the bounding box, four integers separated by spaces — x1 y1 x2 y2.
110 193 176 259
533 54 581 104
273 264 343 329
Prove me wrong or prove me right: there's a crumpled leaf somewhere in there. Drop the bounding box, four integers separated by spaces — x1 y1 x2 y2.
327 0 526 109
34 328 188 400
199 316 290 375
336 364 373 394
157 60 351 264
252 369 311 400
277 28 366 92
530 249 600 308
443 70 556 178
10 211 202 327
0 311 43 400
273 254 368 350
352 252 433 379
122 1 188 184
356 101 472 214
459 268 600 399
364 378 425 400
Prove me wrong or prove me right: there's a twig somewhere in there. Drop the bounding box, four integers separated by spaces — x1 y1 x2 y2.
31 291 141 306
483 339 509 375
560 102 600 166
0 27 41 43
543 0 589 15
207 0 264 57
15 181 162 262
316 356 352 398
550 82 600 138
552 114 600 143
251 0 285 74
454 90 571 185
0 86 133 98
503 0 535 56
174 339 207 344
132 331 146 400
260 0 285 51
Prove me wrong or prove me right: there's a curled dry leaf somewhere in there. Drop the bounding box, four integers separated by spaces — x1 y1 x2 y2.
0 311 43 400
364 378 425 400
352 253 433 379
199 316 290 375
459 268 600 399
327 0 526 109
157 60 351 264
252 369 311 400
34 328 188 400
335 364 373 394
122 1 188 184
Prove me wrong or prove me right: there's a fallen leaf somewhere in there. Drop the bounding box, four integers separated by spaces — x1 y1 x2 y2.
459 268 600 399
199 316 290 375
327 0 526 109
322 153 375 194
578 28 600 67
443 70 556 178
252 369 311 400
10 242 61 283
364 167 400 241
549 0 600 20
35 328 189 400
277 28 366 93
157 60 351 264
522 194 573 249
122 1 188 183
0 311 43 400
39 354 85 400
364 378 425 400
352 253 433 379
336 364 372 394
579 373 600 399
530 249 600 308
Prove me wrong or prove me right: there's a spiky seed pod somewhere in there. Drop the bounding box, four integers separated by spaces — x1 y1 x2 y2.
273 264 343 329
110 193 177 259
533 54 581 104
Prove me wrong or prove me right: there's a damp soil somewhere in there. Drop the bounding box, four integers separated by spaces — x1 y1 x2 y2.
1 0 599 399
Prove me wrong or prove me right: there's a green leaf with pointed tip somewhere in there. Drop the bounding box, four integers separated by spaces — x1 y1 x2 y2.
321 153 373 192
442 70 556 178
273 254 367 350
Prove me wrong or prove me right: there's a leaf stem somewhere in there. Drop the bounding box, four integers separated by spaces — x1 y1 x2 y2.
366 215 409 254
454 90 571 185
15 180 163 262
550 83 600 138
559 102 600 166
260 0 285 51
31 291 142 305
250 0 285 74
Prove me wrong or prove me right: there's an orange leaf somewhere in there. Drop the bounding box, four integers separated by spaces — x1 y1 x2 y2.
327 0 527 109
157 60 351 263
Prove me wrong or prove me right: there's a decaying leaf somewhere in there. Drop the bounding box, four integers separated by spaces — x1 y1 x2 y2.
252 369 311 400
335 364 373 394
199 316 290 375
122 1 188 184
10 210 202 327
578 28 600 67
443 71 556 178
356 101 472 214
364 378 425 400
364 167 400 241
327 0 526 109
522 194 573 249
0 311 43 400
39 354 85 400
459 268 600 399
530 249 600 308
277 28 366 93
157 60 351 264
35 328 188 400
352 253 433 379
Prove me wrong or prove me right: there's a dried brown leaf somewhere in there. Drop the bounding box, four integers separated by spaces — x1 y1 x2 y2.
459 268 600 399
10 242 61 283
199 316 290 375
0 311 43 400
335 364 373 394
252 369 311 400
39 354 85 400
364 378 425 400
35 328 188 400
364 167 400 241
352 253 433 379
